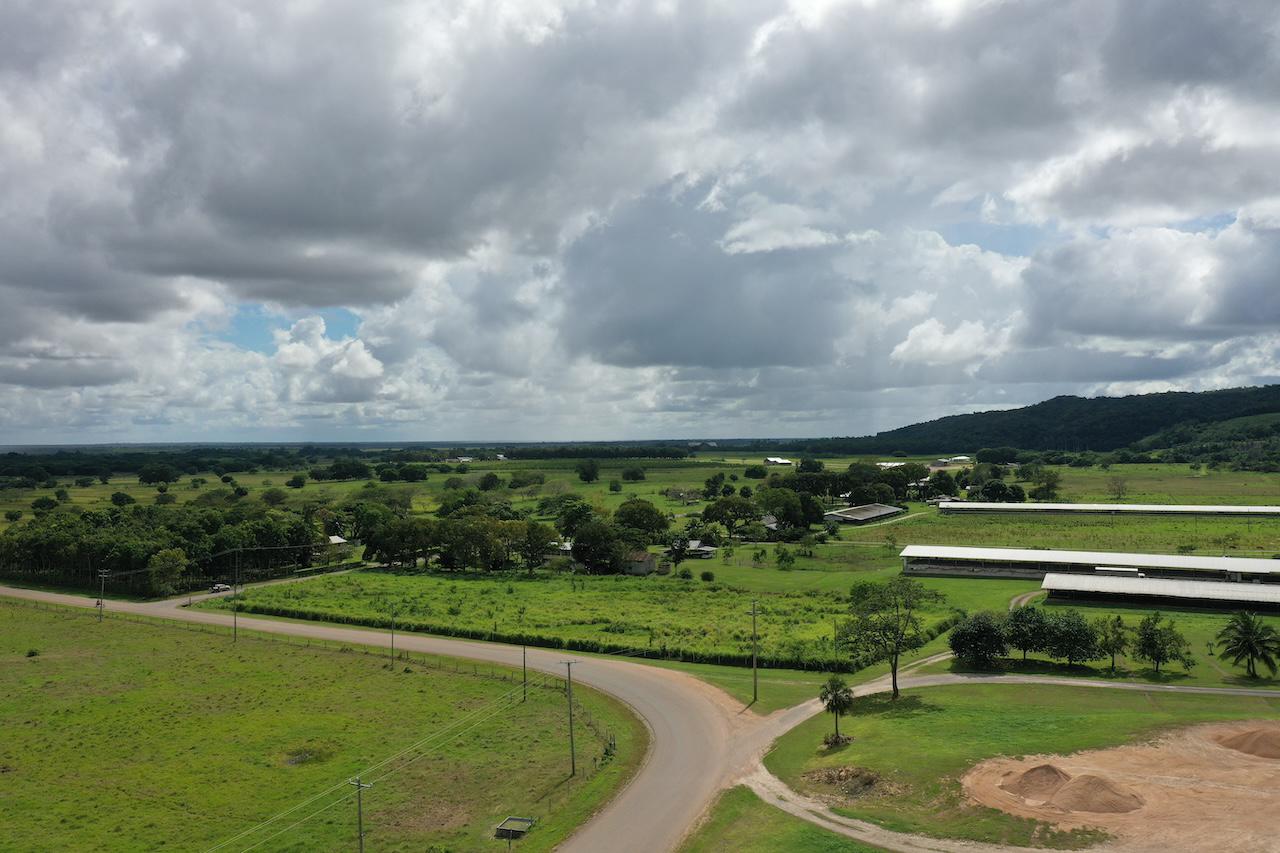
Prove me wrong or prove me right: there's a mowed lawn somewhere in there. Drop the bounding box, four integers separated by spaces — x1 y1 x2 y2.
680 785 882 853
0 601 644 852
766 683 1280 849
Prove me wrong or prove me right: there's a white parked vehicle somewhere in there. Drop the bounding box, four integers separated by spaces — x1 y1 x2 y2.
210 583 233 594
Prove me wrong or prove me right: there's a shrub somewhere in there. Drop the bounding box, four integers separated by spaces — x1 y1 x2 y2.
286 474 307 489
26 649 38 658
700 570 715 582
743 465 767 479
676 567 693 580
31 496 59 512
621 467 646 481
4 510 22 522
608 480 622 492
155 493 177 505
110 492 136 506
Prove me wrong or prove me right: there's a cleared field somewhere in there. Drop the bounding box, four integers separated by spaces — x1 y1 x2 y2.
765 682 1280 849
680 785 881 853
0 600 644 852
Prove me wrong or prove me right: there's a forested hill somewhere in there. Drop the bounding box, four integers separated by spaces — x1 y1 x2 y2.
807 385 1280 454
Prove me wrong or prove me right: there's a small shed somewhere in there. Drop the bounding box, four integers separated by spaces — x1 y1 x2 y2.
624 551 657 576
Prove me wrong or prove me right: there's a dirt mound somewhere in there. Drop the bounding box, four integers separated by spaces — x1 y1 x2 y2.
803 765 884 797
1048 774 1143 814
1000 763 1070 800
1218 728 1280 759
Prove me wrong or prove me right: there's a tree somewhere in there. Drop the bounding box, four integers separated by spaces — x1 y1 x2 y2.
1028 468 1062 500
571 520 624 573
261 488 288 507
949 611 1008 668
137 462 181 485
443 476 465 490
286 474 307 489
556 500 596 538
1216 611 1280 678
743 465 767 479
146 548 187 597
519 521 555 572
621 467 646 481
1133 612 1195 673
703 495 759 535
613 498 669 539
478 472 503 491
667 535 689 571
754 487 804 529
609 479 623 492
926 470 958 497
31 496 59 512
1094 614 1132 672
110 492 136 506
4 510 21 522
576 459 600 483
798 458 825 473
1003 606 1046 661
819 675 854 741
844 577 943 698
1106 476 1128 500
1044 610 1100 666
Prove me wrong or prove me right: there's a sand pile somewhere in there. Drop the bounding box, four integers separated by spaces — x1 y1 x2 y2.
1217 728 1280 760
1048 774 1143 814
1000 763 1070 800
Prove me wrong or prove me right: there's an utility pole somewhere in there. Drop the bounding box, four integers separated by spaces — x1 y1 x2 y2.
563 661 576 776
233 549 239 643
389 609 396 666
97 569 109 622
349 776 372 852
522 645 527 703
749 599 759 705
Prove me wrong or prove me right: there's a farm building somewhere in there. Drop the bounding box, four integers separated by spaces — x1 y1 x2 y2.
765 456 793 466
900 544 1280 583
825 503 905 525
667 539 717 559
1042 573 1280 610
876 461 906 469
938 501 1280 517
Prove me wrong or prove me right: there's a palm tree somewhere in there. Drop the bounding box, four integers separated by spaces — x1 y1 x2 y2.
819 675 855 740
1216 611 1280 678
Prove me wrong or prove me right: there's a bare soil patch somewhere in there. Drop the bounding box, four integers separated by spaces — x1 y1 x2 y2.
802 765 894 799
964 720 1280 852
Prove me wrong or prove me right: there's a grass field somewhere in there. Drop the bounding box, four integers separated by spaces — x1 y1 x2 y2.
0 600 644 852
680 786 881 853
195 564 988 671
765 682 1280 849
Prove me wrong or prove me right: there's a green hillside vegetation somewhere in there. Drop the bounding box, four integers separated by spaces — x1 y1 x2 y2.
0 600 643 852
681 786 881 853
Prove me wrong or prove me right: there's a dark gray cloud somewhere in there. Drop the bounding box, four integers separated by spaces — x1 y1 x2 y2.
2 0 1280 441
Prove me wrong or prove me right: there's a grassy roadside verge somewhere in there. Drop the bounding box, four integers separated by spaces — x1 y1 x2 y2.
0 598 646 852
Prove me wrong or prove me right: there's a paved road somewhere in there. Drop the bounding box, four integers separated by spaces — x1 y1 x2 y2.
6 584 1279 852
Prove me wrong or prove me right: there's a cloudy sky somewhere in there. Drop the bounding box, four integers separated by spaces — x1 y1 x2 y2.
3 0 1279 443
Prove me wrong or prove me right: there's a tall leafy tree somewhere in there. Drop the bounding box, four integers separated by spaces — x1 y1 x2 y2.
843 577 943 699
1133 612 1196 674
1003 605 1046 661
1094 614 1132 672
1216 611 1280 678
949 611 1008 668
1044 610 1101 666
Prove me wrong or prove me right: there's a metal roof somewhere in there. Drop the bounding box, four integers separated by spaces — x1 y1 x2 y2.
900 544 1280 575
1042 572 1280 605
826 503 904 522
938 501 1280 516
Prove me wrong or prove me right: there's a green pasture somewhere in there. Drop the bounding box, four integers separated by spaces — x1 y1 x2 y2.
0 600 644 852
680 785 881 853
766 682 1280 849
